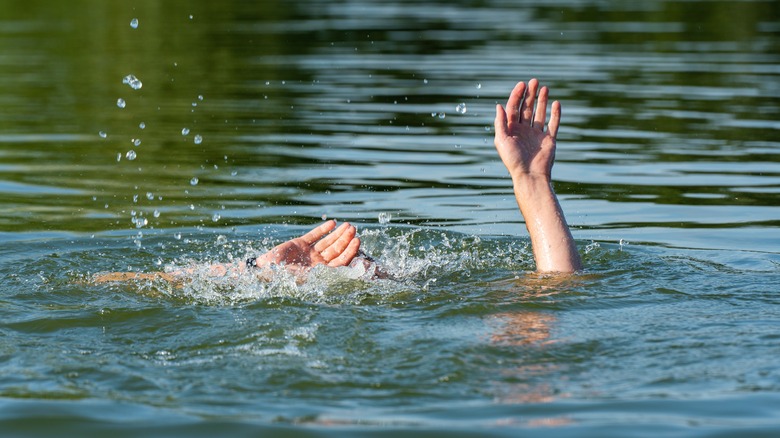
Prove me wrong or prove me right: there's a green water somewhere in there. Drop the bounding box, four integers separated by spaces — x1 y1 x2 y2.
2 0 780 436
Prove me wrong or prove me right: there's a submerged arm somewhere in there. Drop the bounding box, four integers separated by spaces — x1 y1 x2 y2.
494 79 582 273
94 220 362 284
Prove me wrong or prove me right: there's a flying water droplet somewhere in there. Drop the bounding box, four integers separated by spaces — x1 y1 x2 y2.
194 134 203 144
455 103 467 114
378 212 392 225
181 128 190 136
321 214 327 221
190 177 199 185
117 98 126 108
476 83 482 89
122 74 143 90
438 112 446 119
146 192 154 200
153 209 161 218
174 232 182 240
139 122 146 129
126 150 137 160
99 131 107 138
130 18 139 29
132 138 141 146
212 213 221 222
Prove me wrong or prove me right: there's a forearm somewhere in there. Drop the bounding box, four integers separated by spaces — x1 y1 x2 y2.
513 174 582 273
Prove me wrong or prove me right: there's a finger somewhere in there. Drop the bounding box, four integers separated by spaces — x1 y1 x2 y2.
521 78 538 125
327 237 361 267
494 104 509 140
505 81 526 123
533 86 549 129
548 100 561 139
299 220 336 245
313 221 350 251
319 224 357 261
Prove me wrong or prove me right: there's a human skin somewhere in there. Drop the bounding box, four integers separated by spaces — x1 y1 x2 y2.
93 220 361 283
493 79 582 273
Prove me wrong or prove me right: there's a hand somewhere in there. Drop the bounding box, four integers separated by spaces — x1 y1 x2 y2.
494 79 561 181
253 220 361 272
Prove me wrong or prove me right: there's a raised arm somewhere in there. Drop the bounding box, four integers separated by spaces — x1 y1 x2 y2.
494 79 582 273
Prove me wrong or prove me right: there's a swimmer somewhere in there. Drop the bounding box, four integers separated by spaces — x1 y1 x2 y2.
95 78 580 284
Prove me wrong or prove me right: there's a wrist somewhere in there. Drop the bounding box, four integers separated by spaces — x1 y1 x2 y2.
512 173 553 197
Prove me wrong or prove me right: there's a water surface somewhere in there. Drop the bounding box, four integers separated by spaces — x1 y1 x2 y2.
1 0 780 436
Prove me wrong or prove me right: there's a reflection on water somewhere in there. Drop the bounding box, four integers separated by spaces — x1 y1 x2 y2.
1 0 780 435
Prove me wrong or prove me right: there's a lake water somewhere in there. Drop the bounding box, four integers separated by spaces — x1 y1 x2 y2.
1 0 780 436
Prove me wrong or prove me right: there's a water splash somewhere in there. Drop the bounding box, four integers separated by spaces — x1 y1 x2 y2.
114 227 536 306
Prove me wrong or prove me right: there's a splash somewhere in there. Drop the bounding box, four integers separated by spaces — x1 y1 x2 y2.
135 227 536 306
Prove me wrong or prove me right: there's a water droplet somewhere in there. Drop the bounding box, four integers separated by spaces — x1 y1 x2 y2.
216 235 227 245
153 209 160 218
116 153 121 162
117 98 126 108
198 95 204 101
189 204 195 210
126 150 137 160
132 194 139 203
423 79 428 84
456 103 467 114
476 83 482 89
321 214 327 221
431 112 437 117
230 170 237 176
130 18 139 29
211 213 221 222
122 74 143 90
132 138 141 146
438 112 446 119
190 177 199 185
378 212 392 225
99 131 107 138
189 14 193 20
181 127 190 136
193 134 203 144
146 192 154 200
139 122 146 129
191 102 197 107
174 232 182 240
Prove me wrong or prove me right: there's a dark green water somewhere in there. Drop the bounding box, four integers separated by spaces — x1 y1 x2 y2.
1 0 780 436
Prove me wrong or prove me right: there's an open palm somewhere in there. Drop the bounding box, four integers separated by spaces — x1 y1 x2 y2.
253 220 360 270
494 79 561 180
